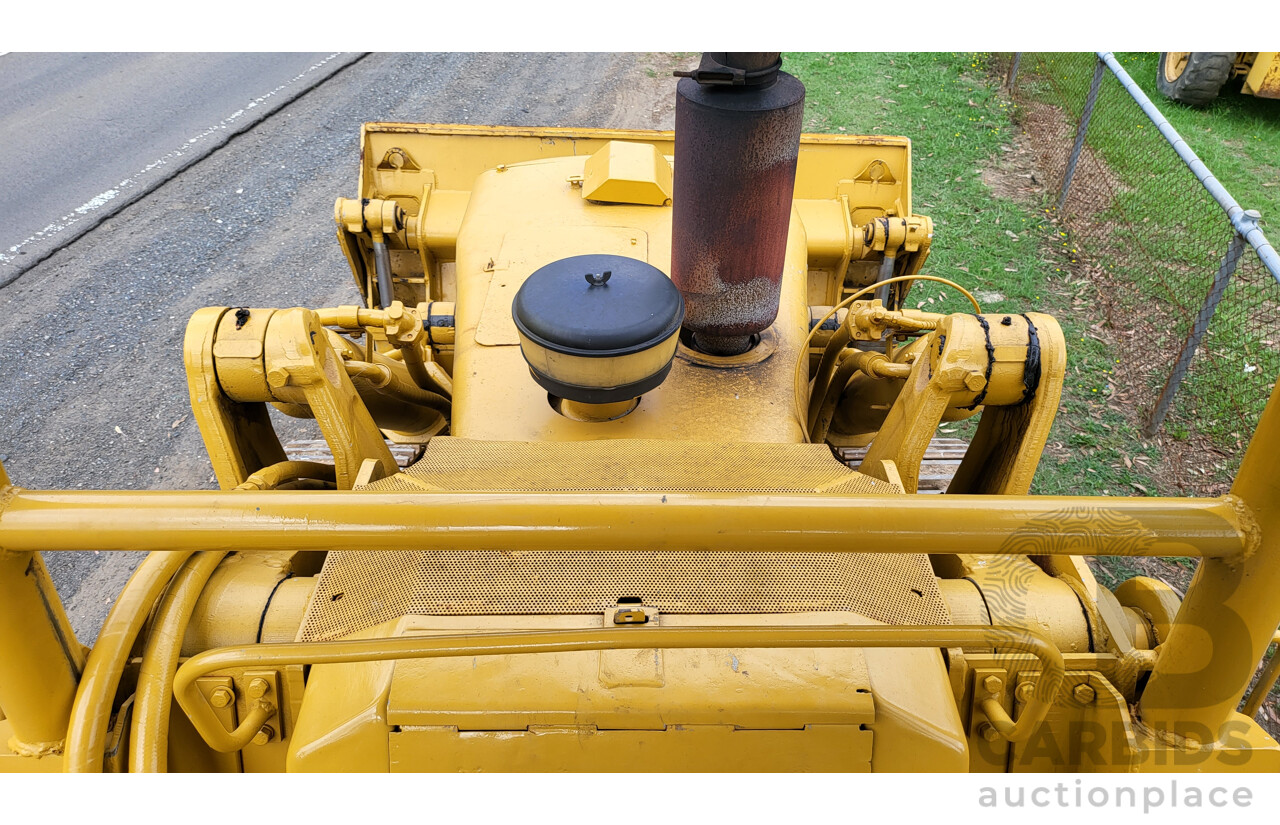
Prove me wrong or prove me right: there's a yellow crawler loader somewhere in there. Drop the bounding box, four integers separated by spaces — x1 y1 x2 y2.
1 52 1278 772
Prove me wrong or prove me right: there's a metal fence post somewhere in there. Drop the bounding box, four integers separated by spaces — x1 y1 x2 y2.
1007 53 1021 89
1057 57 1106 212
1144 216 1259 436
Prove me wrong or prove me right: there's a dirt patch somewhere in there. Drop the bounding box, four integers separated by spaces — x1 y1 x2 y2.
1016 100 1133 216
608 53 699 130
981 130 1047 203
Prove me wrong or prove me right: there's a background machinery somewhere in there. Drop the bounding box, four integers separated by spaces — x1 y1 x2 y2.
1 52 1279 772
1157 52 1280 107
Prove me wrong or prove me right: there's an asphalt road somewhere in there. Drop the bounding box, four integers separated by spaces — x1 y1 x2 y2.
0 53 360 284
0 52 685 643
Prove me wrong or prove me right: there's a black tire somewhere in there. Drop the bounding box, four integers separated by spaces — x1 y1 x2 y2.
1156 52 1233 108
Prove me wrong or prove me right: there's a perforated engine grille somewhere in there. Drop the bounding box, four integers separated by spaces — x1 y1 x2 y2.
299 551 950 642
296 438 951 642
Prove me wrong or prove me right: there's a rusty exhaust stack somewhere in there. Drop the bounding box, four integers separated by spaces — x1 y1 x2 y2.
671 52 805 356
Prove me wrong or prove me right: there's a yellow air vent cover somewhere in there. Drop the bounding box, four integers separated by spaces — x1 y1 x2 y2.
581 140 673 206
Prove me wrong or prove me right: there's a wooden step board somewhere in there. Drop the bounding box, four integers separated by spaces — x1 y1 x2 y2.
284 437 970 495
835 437 969 494
284 439 424 469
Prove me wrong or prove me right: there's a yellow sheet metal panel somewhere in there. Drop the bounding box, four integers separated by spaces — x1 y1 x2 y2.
390 725 873 772
358 123 911 213
385 615 876 731
451 153 810 443
286 614 971 771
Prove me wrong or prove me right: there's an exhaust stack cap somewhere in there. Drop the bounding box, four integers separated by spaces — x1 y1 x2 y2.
513 254 684 406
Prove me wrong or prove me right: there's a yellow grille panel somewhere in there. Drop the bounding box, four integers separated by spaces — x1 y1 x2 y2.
358 437 897 493
299 551 950 642
297 438 948 642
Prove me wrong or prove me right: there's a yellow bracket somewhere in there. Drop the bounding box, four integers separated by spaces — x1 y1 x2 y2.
184 307 398 490
173 624 1064 754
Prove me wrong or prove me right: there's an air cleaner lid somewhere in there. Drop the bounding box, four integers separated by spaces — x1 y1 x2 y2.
512 254 684 357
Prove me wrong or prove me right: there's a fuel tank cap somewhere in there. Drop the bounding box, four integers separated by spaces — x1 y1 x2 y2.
512 253 684 405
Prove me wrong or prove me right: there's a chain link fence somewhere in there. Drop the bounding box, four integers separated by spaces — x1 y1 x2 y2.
998 52 1280 464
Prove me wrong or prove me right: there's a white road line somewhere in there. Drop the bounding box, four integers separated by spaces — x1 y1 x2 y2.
0 52 345 267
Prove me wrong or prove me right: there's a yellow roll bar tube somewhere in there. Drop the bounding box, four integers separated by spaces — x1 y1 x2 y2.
0 490 1252 559
173 625 1064 753
64 550 194 773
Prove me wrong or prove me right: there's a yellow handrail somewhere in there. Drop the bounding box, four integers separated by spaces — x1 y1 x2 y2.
173 624 1064 753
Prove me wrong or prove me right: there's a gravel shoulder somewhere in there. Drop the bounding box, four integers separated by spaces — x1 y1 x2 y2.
0 52 684 642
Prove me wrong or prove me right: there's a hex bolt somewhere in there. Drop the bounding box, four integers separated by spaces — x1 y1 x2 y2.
252 725 274 746
1073 683 1096 704
208 687 234 709
979 723 1001 743
1015 681 1036 703
247 677 270 699
982 675 1004 695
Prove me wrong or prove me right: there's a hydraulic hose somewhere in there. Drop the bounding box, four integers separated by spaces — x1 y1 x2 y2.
128 550 228 772
64 550 195 772
796 274 980 441
344 362 451 415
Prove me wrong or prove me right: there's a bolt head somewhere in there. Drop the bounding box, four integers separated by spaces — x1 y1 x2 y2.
979 723 1001 743
247 677 270 699
208 687 234 709
982 675 1004 695
251 725 274 746
964 371 987 392
1073 683 1096 704
1015 681 1036 703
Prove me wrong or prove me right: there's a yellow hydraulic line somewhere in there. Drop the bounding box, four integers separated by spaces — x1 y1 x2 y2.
173 624 1064 753
1241 630 1280 720
796 275 981 438
235 461 336 491
129 550 228 773
0 488 1251 559
64 550 195 773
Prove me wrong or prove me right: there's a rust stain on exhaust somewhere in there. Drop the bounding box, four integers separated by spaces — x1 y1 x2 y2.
671 72 804 355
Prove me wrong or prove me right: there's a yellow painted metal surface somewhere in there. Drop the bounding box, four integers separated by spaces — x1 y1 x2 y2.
451 159 812 443
390 725 873 772
580 140 673 206
1243 52 1280 98
4 79 1280 772
271 618 1043 771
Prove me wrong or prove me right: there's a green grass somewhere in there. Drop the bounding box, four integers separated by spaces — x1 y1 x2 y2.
787 52 1168 508
1007 52 1280 450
